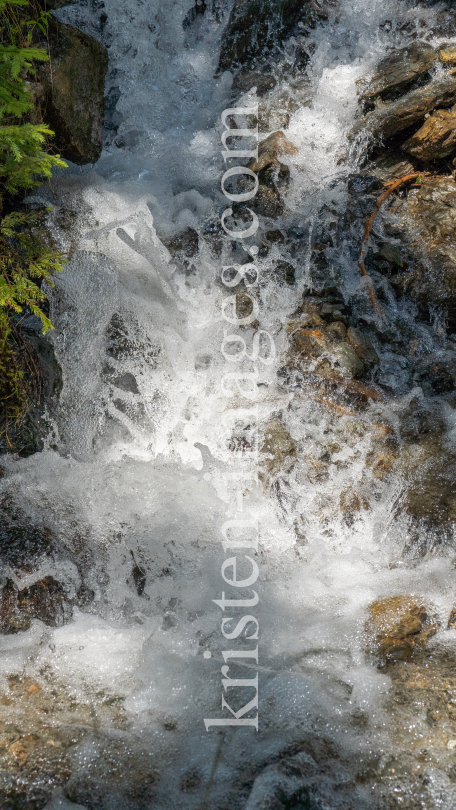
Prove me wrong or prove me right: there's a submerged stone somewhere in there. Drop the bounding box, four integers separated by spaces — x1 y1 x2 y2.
260 419 296 478
218 0 310 72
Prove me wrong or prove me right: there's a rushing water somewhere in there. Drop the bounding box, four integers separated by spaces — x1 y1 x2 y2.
2 0 456 807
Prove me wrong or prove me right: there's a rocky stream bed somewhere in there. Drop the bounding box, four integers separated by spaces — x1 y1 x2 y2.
4 0 456 808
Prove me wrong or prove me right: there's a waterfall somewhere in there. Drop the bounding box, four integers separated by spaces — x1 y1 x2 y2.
1 0 456 807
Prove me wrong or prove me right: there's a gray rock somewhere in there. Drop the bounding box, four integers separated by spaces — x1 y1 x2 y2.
244 752 317 810
361 41 437 102
346 327 379 367
333 342 365 377
371 153 415 182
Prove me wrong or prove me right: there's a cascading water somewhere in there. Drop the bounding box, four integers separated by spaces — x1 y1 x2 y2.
2 0 456 807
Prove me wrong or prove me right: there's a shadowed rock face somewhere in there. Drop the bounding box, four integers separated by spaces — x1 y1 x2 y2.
218 0 337 74
218 0 306 71
36 19 108 165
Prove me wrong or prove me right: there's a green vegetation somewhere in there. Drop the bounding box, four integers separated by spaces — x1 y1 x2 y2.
0 0 66 432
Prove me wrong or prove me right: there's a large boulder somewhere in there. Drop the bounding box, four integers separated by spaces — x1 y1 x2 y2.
36 19 108 164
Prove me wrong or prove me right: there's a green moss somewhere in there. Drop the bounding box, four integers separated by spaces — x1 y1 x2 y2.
0 0 66 443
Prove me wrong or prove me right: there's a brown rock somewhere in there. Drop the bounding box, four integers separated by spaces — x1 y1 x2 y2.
1 577 69 634
326 321 347 340
290 327 330 359
249 132 298 217
403 105 456 160
251 131 299 173
448 606 456 629
366 596 437 662
395 177 456 328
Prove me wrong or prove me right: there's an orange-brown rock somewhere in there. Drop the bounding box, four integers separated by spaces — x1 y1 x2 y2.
439 47 456 64
403 105 456 160
365 596 437 662
250 131 298 174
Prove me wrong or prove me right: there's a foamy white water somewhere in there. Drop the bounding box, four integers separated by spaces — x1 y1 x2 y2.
2 0 456 807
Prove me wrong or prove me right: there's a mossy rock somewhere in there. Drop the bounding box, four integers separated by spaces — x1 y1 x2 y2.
36 19 108 164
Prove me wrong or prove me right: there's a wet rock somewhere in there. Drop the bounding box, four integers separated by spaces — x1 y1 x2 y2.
244 752 317 810
333 342 365 377
375 242 406 268
0 501 53 567
273 260 295 285
346 327 379 368
232 70 277 95
439 46 456 64
260 419 296 478
36 19 108 164
0 321 62 457
361 41 437 104
162 227 199 260
395 177 456 329
218 0 332 73
365 596 437 662
251 131 299 175
0 577 70 634
448 606 456 630
402 104 456 160
326 320 346 340
249 131 298 217
356 72 456 142
340 489 369 524
399 399 445 442
254 184 284 218
371 153 415 182
404 451 456 526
